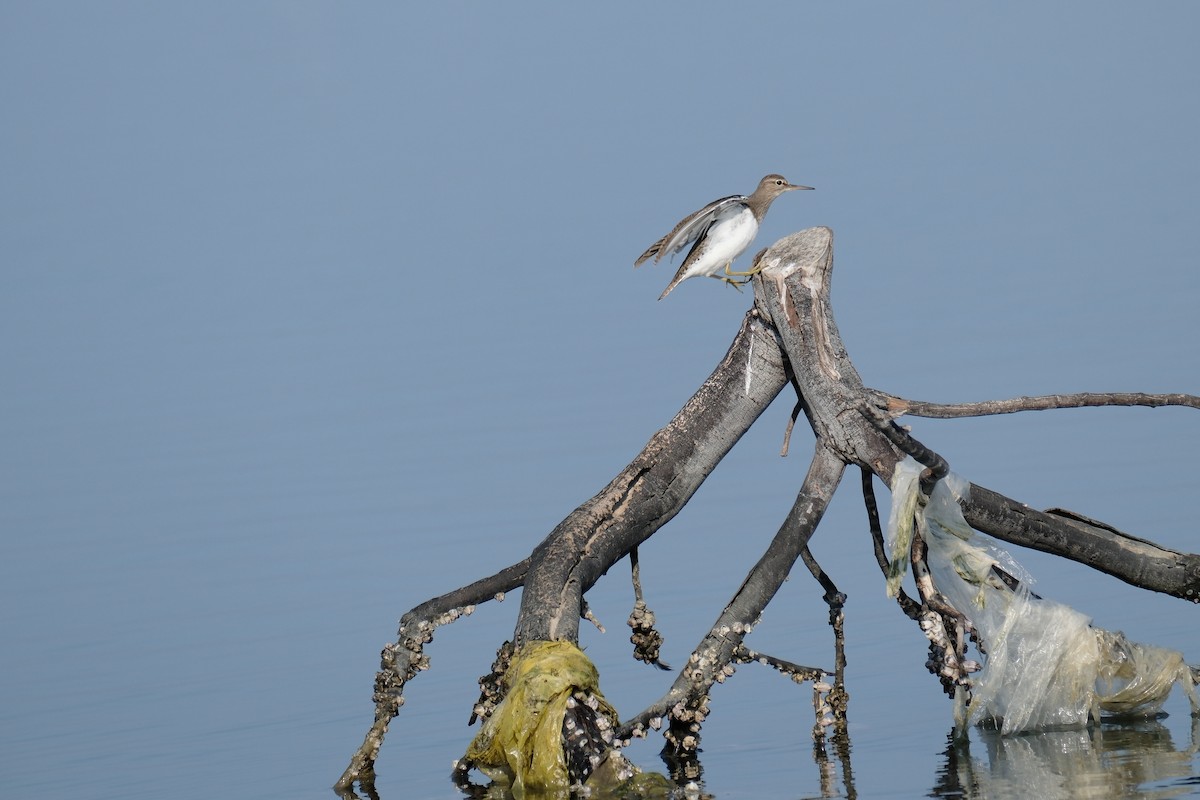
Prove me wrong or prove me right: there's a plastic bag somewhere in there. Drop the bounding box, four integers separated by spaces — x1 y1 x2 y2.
888 457 1198 733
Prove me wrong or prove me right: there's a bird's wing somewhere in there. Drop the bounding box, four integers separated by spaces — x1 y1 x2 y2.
635 195 743 266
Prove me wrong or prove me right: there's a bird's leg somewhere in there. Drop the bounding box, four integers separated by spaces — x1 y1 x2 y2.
723 260 765 278
707 261 752 291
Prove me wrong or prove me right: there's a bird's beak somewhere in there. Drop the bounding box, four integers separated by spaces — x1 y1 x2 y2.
788 184 815 192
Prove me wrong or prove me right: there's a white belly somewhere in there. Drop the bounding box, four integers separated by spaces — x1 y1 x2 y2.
681 206 758 281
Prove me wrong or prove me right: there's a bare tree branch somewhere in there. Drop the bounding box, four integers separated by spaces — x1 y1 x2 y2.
962 485 1200 602
872 390 1200 419
336 559 528 793
514 309 789 647
618 443 845 747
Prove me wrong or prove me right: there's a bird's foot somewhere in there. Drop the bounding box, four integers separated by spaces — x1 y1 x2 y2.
720 276 751 292
724 262 764 278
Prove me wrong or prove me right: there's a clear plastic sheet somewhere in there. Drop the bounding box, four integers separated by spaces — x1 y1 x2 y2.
887 457 1198 733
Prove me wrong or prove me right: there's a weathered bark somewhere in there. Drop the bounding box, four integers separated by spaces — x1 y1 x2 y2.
749 229 898 475
961 487 1200 601
875 391 1200 418
513 309 789 646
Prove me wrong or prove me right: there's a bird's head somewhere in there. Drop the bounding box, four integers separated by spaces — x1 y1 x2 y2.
757 174 814 197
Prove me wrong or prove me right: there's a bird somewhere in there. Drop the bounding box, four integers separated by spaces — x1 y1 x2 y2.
635 174 813 300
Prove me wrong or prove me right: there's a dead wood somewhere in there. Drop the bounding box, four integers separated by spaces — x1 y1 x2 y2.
337 226 1198 796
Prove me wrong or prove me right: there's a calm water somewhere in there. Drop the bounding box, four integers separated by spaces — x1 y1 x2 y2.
3 291 1196 799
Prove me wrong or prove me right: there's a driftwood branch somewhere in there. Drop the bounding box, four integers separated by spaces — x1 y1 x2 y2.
873 390 1200 419
337 226 1198 795
513 308 790 646
335 560 528 792
961 486 1200 601
617 443 845 748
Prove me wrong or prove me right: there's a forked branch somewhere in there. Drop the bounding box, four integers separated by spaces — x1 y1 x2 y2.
337 226 1198 796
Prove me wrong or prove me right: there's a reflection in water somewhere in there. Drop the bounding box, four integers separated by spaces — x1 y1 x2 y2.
813 723 856 800
660 745 713 799
342 714 1199 799
934 717 1200 800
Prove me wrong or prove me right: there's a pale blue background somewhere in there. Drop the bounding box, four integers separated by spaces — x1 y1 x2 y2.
2 4 1197 799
